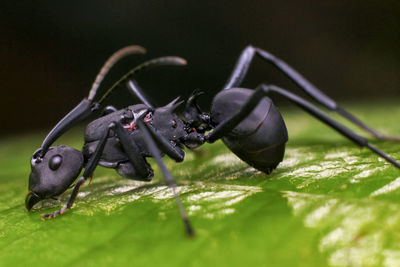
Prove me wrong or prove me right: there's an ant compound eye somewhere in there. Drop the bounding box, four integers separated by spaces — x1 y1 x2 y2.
49 155 63 170
172 120 177 128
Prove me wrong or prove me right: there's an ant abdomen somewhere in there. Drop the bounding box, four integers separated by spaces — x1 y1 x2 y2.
211 88 288 173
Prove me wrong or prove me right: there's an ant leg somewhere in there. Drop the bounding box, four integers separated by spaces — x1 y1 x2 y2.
112 122 155 179
143 123 186 162
207 84 400 169
137 120 194 237
224 46 400 141
127 80 154 108
223 46 335 108
119 102 186 162
41 123 113 219
100 105 118 116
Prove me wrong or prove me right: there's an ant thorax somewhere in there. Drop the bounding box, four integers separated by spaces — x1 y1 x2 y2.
150 107 187 145
122 109 152 133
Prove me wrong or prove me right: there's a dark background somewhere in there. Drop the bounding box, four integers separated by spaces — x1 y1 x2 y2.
1 0 400 135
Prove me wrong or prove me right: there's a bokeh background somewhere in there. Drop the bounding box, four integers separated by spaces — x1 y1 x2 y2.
1 0 399 135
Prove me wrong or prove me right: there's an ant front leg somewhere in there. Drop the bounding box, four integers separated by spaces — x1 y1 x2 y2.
41 119 155 219
41 122 112 219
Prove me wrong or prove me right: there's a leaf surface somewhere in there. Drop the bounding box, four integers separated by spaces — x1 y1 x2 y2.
1 102 400 267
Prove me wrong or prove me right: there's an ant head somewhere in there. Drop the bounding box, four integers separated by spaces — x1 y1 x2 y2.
25 145 84 211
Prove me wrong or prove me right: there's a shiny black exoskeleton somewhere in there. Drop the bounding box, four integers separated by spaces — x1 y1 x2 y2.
82 99 206 181
26 45 400 236
210 88 287 174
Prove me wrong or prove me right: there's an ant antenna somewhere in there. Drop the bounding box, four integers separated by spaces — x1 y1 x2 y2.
88 45 146 101
97 56 187 105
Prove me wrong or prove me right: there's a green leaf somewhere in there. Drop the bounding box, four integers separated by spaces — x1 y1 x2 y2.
1 102 400 267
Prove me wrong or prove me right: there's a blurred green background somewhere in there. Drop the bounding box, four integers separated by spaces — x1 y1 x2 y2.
1 0 400 135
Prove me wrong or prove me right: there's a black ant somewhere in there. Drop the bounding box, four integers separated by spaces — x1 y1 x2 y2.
26 45 400 236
